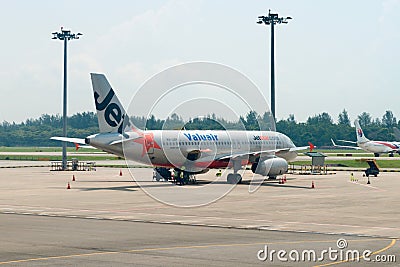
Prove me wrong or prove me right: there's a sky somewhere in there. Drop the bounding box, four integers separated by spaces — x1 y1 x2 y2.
0 0 399 124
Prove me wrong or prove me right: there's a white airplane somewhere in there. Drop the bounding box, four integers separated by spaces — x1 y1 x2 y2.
52 73 313 184
331 119 400 157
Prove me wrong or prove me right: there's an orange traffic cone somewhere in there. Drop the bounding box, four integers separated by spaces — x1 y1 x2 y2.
311 181 315 189
72 175 75 181
67 182 71 189
119 169 123 176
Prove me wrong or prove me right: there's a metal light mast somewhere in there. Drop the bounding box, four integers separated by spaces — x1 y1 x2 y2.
52 27 82 170
257 10 292 120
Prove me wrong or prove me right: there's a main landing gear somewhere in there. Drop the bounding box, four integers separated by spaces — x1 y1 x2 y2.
227 160 242 184
174 169 196 185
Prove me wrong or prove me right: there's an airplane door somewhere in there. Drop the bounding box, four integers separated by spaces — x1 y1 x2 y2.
147 139 155 154
236 141 241 150
232 140 240 150
144 134 156 155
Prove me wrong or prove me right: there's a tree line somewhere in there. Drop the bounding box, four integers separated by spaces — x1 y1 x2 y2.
0 110 399 147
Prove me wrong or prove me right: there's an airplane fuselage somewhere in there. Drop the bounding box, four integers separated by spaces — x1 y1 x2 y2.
358 141 400 154
87 129 298 173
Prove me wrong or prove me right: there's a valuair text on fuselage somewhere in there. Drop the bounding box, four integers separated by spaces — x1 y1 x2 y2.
183 133 219 141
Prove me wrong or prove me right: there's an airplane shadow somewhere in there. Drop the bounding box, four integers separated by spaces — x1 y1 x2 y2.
250 182 313 190
77 178 311 191
192 179 312 189
79 181 176 192
80 186 138 192
78 180 134 183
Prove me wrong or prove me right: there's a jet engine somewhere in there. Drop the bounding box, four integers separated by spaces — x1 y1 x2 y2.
251 157 288 178
186 150 201 161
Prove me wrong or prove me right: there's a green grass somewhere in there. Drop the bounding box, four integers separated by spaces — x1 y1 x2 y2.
293 159 400 168
306 149 399 158
0 147 57 152
0 155 120 161
0 146 102 153
313 149 364 154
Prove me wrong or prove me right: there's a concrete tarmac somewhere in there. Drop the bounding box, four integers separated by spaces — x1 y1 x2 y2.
0 214 397 266
0 164 399 266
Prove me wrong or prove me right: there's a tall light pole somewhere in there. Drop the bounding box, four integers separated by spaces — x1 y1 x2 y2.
52 27 82 170
257 10 292 120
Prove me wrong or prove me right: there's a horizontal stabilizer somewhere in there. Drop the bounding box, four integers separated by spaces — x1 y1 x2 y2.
51 137 86 145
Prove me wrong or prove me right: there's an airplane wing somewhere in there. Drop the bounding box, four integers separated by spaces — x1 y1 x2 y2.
338 139 357 144
217 148 289 160
289 142 315 152
216 143 313 161
331 138 362 150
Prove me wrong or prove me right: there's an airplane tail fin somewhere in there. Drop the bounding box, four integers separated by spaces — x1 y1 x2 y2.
90 73 133 134
354 119 369 143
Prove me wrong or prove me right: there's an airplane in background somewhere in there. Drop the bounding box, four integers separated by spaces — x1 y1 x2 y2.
52 73 313 184
331 119 400 157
